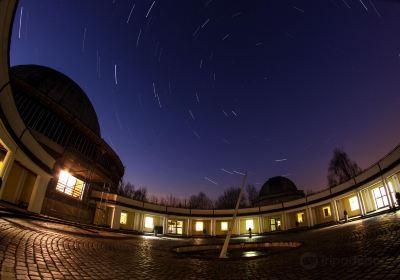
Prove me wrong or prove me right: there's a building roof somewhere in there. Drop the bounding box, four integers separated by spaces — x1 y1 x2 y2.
259 176 298 197
10 64 100 135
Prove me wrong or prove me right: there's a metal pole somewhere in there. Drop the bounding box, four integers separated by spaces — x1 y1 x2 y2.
219 171 247 258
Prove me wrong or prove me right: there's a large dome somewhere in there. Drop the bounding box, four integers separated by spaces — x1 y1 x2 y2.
259 176 298 197
10 64 100 135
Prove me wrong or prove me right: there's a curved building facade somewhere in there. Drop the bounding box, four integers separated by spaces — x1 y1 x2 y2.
91 144 400 236
0 0 123 223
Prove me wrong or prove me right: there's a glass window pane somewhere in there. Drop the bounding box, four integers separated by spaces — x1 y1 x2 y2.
376 198 384 208
382 197 389 207
349 196 360 211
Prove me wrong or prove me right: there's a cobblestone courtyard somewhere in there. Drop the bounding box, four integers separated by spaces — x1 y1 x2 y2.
0 211 399 280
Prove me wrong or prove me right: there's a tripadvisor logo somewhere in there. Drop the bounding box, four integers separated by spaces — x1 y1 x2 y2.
300 252 318 270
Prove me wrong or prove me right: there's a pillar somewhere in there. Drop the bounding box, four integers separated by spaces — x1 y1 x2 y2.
27 175 50 213
356 191 366 216
210 219 215 236
307 207 314 227
0 150 14 193
281 212 287 230
331 200 338 222
258 216 263 234
139 213 144 232
382 178 395 208
163 216 168 234
187 218 191 236
110 207 122 229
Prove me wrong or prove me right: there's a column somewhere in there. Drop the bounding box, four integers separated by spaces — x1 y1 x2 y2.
187 218 191 236
307 207 314 227
331 200 338 222
163 216 168 234
210 219 215 236
139 213 144 232
27 175 50 213
0 150 14 192
382 178 395 208
110 207 122 229
336 199 343 220
258 216 263 234
236 218 241 235
281 212 287 230
356 191 366 216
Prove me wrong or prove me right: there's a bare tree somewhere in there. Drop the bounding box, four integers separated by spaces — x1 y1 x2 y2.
188 192 213 209
246 184 259 207
327 148 362 187
133 187 147 201
215 186 247 209
116 181 148 201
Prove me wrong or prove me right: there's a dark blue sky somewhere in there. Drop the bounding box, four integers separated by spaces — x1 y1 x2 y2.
10 0 400 199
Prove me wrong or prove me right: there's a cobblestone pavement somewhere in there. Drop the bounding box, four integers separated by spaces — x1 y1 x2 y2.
0 211 399 280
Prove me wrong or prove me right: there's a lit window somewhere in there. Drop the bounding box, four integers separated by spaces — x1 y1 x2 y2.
221 221 228 231
144 216 154 229
297 212 304 223
372 187 389 209
56 170 86 199
322 206 331 217
120 212 127 225
245 219 254 230
195 221 204 231
349 196 360 211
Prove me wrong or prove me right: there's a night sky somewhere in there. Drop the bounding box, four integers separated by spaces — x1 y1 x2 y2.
10 0 400 200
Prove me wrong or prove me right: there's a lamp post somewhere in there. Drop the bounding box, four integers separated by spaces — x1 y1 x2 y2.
219 171 247 258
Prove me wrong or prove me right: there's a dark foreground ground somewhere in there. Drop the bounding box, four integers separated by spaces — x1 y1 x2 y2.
0 209 399 280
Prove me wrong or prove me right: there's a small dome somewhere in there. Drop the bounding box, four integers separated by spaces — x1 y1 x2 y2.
259 176 298 197
10 64 100 135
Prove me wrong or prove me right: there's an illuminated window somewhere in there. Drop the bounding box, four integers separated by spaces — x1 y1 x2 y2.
221 221 228 231
120 212 127 225
372 187 389 209
349 196 360 211
56 170 86 199
245 219 254 230
144 216 154 229
195 221 204 231
297 212 304 223
322 206 331 217
168 220 183 234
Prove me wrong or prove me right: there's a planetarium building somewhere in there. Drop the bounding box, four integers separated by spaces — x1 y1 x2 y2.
0 1 123 223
